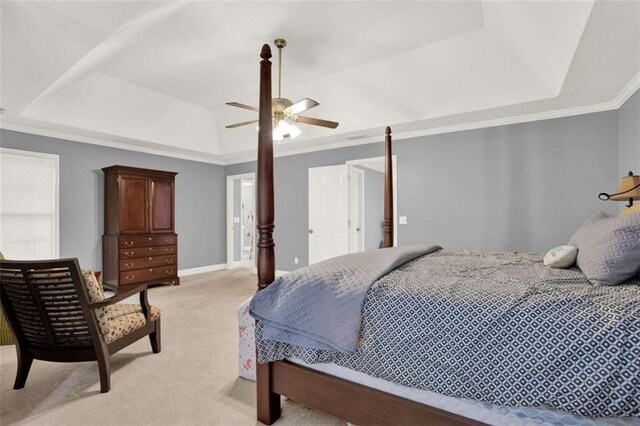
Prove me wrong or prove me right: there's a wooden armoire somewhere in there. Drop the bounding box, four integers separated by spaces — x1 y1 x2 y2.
102 165 179 291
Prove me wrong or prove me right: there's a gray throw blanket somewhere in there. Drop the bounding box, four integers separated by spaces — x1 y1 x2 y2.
250 245 440 353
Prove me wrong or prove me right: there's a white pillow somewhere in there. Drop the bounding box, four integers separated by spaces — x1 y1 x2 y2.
544 245 578 268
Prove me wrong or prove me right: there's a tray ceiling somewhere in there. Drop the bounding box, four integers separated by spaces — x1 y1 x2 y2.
1 1 638 164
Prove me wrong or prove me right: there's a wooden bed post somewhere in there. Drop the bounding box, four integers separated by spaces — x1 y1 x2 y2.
256 44 275 290
383 126 394 248
255 43 282 425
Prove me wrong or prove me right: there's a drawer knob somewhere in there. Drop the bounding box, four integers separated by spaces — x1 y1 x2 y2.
125 262 134 267
166 270 174 275
149 257 153 260
148 237 152 241
125 251 133 256
124 241 134 247
149 268 153 272
126 275 135 281
166 258 172 263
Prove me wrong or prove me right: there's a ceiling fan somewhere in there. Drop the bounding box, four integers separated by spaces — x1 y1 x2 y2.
225 38 339 141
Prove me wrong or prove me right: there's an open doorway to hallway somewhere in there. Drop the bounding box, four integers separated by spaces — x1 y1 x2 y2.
227 173 255 268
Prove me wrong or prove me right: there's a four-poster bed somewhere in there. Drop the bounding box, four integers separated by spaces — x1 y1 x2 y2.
253 43 482 426
251 44 640 426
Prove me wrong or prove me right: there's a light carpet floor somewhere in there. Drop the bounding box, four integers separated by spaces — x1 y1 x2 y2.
0 268 344 425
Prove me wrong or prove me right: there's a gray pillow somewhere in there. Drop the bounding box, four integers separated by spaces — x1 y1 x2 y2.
569 211 640 285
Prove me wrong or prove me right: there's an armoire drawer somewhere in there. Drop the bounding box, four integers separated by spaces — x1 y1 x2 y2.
120 245 177 259
120 266 177 285
119 234 177 249
119 254 177 271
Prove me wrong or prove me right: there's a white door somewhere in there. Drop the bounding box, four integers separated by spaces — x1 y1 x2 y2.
309 165 349 264
348 167 364 253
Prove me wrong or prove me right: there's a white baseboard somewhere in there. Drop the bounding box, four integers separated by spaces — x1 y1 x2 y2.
227 260 253 269
251 267 290 277
178 263 289 278
178 263 227 277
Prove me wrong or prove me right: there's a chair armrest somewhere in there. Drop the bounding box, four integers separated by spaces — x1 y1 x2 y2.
139 287 151 323
90 284 148 309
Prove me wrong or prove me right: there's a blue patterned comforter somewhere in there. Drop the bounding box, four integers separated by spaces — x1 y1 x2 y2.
255 250 640 418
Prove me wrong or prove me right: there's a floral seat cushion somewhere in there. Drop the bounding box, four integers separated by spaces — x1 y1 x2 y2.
81 269 105 302
81 271 160 344
105 304 161 343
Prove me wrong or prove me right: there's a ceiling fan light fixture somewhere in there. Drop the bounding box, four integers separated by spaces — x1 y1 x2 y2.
226 38 339 133
276 119 290 133
273 120 301 142
256 120 300 142
273 124 285 141
288 124 301 139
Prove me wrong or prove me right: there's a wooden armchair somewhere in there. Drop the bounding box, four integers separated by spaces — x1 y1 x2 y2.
0 258 161 393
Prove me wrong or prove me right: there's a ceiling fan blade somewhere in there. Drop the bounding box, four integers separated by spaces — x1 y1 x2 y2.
296 116 339 129
225 119 259 129
284 98 319 115
226 102 259 112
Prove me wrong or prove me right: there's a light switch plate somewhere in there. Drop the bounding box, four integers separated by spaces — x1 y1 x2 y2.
399 216 408 225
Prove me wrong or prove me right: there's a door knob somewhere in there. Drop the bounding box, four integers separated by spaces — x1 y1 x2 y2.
356 227 361 232
308 229 314 234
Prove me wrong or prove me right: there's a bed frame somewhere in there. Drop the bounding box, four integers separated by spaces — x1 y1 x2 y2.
254 44 483 426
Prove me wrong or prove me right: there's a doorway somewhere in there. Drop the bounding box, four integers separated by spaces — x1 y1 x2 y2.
226 173 255 268
308 156 397 265
346 156 398 250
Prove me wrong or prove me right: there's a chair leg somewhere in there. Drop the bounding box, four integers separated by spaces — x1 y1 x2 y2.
149 319 161 354
96 349 111 393
14 344 33 390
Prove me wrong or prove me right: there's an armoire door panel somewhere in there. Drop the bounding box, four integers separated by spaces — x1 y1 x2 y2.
150 179 174 233
119 176 149 234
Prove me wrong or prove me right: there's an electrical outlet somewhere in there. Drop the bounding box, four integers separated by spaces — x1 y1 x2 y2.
399 216 408 225
294 257 299 264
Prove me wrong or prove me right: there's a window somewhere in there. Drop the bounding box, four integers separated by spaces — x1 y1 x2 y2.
0 148 59 259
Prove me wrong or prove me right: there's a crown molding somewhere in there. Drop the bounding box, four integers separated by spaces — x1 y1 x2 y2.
2 72 638 166
227 73 640 165
224 99 621 165
224 71 640 165
0 121 226 165
613 71 640 107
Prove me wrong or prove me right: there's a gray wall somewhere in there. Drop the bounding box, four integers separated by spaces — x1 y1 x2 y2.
361 167 384 250
618 89 640 178
0 129 226 271
227 110 620 271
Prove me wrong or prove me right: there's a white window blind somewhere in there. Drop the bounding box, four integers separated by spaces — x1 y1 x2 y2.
0 148 59 260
